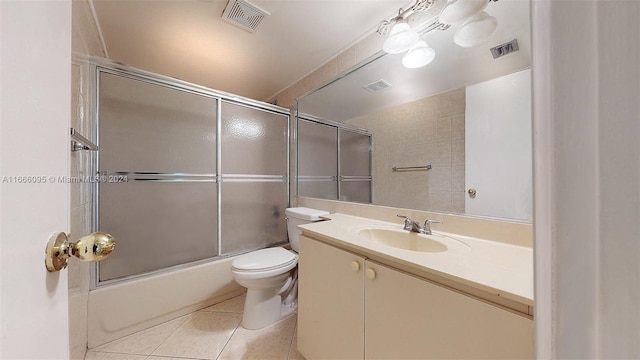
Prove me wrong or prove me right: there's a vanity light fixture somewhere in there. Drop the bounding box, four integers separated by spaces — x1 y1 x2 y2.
440 0 498 47
377 0 499 69
382 20 420 54
453 11 497 48
402 40 436 68
438 0 489 25
377 0 442 68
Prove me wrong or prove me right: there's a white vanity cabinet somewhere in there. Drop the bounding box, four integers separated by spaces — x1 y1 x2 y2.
298 234 365 359
298 235 534 359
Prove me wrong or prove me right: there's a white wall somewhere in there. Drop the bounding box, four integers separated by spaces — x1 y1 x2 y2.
533 0 640 358
0 1 72 358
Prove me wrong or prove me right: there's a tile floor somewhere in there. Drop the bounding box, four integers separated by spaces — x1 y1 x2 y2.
86 294 305 360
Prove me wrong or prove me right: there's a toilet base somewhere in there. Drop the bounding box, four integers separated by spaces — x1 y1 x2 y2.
241 288 297 330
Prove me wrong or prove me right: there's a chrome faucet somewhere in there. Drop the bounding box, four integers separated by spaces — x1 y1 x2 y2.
421 219 442 235
397 215 442 235
397 215 422 233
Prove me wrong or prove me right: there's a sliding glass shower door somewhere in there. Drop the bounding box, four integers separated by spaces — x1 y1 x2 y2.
339 129 372 203
98 72 219 282
296 117 371 203
220 102 289 254
96 69 289 284
296 119 338 199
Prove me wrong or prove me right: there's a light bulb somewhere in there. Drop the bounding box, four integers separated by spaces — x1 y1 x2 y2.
402 40 435 68
439 0 489 25
382 21 419 54
453 11 497 48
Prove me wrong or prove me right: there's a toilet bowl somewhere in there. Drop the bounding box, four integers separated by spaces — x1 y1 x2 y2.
231 207 329 330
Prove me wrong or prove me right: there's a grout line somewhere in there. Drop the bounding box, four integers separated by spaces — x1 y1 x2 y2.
146 354 210 360
286 319 298 360
86 349 150 358
199 310 242 316
198 309 243 314
215 321 242 360
146 313 193 358
145 355 211 360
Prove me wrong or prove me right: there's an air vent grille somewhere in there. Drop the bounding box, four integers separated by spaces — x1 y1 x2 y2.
490 39 520 59
363 79 392 93
222 0 270 33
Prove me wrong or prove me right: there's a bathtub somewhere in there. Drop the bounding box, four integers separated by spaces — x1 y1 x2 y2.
87 256 244 348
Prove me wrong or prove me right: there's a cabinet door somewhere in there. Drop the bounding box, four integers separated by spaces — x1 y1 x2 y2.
365 261 534 359
298 236 365 359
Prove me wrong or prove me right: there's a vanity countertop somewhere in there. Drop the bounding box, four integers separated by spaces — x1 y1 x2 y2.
298 213 534 311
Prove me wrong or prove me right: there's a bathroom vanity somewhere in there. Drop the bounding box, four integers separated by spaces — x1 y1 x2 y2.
297 213 533 359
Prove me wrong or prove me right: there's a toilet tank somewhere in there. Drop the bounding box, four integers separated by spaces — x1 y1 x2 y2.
285 207 329 252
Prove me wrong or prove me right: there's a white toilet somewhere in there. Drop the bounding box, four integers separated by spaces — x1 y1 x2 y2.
231 207 329 330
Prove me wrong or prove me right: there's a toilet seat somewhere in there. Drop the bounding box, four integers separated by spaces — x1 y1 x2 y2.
232 247 298 280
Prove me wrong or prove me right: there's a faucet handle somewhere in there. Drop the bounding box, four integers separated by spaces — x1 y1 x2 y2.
397 214 413 230
422 219 442 235
424 219 442 225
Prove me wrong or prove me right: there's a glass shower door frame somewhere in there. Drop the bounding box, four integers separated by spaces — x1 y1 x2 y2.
90 59 290 288
295 113 372 203
338 128 373 203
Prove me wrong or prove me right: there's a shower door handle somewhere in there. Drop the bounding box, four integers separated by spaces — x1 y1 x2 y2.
45 232 116 272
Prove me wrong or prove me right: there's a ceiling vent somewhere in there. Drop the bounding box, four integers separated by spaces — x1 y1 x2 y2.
222 0 270 33
363 79 392 93
490 39 520 59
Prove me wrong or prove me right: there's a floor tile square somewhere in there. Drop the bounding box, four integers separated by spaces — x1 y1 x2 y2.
218 314 297 360
151 311 242 359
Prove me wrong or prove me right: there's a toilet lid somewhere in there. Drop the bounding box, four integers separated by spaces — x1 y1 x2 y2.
232 247 298 272
285 207 329 221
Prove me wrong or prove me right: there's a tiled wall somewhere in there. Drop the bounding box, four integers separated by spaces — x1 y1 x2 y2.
346 88 465 213
69 1 106 359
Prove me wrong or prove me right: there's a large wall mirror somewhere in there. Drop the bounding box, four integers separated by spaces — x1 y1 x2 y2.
296 0 531 223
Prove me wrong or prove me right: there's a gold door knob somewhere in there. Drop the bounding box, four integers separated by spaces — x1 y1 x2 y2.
468 188 477 197
45 232 116 272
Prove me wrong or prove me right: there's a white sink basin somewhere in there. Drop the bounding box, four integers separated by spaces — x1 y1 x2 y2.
356 228 448 253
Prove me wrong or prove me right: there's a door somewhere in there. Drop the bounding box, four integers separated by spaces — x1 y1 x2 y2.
465 69 532 221
97 72 219 282
0 1 71 358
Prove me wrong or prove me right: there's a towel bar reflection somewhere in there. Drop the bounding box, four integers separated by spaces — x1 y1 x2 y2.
392 164 432 172
70 128 98 152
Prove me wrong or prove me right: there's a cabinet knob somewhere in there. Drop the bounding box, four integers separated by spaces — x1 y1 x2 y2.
366 268 376 280
351 261 360 272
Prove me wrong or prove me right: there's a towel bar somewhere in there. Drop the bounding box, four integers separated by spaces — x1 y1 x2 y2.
392 164 432 172
70 128 98 152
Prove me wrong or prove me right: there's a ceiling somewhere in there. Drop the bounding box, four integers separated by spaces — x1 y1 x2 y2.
298 0 531 122
91 0 410 102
